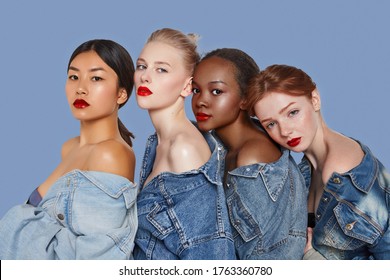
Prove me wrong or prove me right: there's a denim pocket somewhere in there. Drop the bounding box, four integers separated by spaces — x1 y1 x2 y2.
227 192 261 242
147 202 175 239
322 202 381 250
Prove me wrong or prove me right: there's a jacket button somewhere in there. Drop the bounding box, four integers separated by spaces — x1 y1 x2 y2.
57 214 65 220
332 177 341 184
345 222 356 231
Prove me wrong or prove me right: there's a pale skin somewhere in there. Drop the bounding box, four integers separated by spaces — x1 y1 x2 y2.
192 57 281 179
253 89 364 254
37 51 135 197
135 41 211 186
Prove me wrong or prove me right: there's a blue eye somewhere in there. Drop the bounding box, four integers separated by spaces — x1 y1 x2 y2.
136 64 146 70
289 109 299 117
266 122 276 129
157 68 167 73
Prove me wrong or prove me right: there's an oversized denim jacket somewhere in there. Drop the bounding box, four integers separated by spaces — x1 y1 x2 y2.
0 170 138 259
299 141 390 259
133 131 236 260
222 141 308 259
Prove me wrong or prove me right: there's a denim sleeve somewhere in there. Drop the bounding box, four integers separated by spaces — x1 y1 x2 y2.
0 204 63 259
0 203 136 259
369 207 390 259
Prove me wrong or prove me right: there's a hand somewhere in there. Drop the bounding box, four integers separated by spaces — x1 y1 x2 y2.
304 227 313 254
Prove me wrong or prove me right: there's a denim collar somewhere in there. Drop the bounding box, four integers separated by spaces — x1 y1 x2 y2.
228 149 291 201
299 140 378 193
71 170 137 208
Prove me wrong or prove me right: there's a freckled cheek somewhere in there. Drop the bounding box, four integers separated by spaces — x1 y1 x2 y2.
300 111 316 131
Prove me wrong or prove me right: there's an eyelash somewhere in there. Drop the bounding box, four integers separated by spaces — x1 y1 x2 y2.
266 110 299 129
266 122 276 129
157 68 167 73
136 64 168 74
211 89 222 95
67 75 103 81
192 88 200 94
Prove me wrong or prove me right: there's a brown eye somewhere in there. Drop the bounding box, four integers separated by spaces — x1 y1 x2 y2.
91 76 103 81
211 89 222 96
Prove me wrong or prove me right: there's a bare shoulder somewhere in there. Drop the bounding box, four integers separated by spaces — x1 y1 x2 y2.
237 133 282 167
169 130 211 173
323 134 364 182
88 139 136 182
61 137 79 159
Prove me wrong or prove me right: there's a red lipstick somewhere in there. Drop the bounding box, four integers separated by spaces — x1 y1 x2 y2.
73 99 90 109
287 137 301 147
137 86 153 96
195 112 211 122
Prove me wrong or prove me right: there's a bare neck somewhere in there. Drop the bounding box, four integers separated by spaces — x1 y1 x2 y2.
215 112 256 151
79 114 121 146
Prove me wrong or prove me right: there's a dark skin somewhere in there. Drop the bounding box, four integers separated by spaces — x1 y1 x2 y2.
217 111 281 179
192 57 281 180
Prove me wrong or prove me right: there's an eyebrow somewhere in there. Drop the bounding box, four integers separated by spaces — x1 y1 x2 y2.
260 102 296 124
68 66 106 72
155 61 171 67
279 102 296 114
209 80 227 85
136 58 171 67
193 79 227 85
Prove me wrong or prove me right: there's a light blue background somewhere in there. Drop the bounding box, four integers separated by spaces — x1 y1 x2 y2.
0 0 389 217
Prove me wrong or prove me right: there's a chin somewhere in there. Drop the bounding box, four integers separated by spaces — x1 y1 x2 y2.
196 122 213 132
135 100 149 110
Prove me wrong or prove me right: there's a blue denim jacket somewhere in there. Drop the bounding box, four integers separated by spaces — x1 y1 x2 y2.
133 131 236 260
223 143 308 259
0 170 138 259
299 141 390 259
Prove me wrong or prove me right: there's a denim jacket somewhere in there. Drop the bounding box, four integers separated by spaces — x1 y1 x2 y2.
133 131 236 260
299 141 390 259
223 143 308 259
0 170 138 259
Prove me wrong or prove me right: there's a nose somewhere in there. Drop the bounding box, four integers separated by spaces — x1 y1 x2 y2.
279 122 292 137
139 69 150 84
76 77 87 95
193 92 209 108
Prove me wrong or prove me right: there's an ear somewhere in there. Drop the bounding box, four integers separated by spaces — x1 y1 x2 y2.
239 99 247 110
311 89 321 111
117 88 128 105
181 77 193 98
